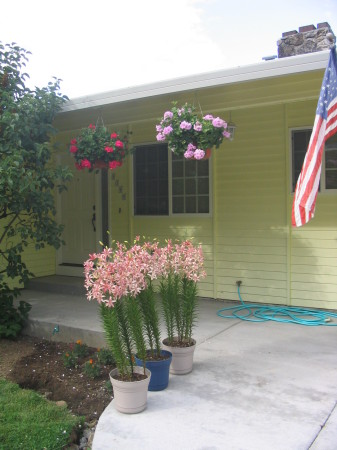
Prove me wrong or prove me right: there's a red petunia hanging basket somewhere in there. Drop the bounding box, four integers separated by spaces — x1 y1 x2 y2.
69 124 129 171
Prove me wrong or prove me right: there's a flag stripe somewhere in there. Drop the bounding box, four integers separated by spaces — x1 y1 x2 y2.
326 98 337 139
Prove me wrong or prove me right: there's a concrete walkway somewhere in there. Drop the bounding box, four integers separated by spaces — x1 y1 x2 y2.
20 277 337 450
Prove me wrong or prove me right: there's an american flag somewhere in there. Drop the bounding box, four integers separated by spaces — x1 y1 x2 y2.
292 46 337 227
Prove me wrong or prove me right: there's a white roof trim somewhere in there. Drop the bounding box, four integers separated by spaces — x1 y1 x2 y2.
62 51 329 113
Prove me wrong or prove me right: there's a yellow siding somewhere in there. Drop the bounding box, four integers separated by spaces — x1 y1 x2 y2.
213 104 288 304
22 245 56 277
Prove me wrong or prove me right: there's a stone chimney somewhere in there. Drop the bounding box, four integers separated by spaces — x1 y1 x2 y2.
277 22 335 58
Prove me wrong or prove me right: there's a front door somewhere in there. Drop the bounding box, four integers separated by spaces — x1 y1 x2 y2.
57 155 104 276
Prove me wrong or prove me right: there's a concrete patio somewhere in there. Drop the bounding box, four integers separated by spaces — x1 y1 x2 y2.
20 276 337 450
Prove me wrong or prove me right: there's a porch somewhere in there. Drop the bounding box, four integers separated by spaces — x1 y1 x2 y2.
20 276 337 450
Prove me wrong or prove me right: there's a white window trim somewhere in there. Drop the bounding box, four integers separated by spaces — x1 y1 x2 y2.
132 142 212 217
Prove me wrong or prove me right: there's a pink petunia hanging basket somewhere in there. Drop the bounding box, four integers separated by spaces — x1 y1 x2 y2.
156 102 231 160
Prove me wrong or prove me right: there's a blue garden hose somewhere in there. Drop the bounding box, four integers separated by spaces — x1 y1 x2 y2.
217 284 337 326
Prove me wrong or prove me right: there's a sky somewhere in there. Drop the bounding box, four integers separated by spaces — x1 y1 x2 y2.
1 0 337 99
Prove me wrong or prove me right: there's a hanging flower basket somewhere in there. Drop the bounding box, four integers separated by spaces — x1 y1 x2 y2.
69 124 129 171
156 102 231 160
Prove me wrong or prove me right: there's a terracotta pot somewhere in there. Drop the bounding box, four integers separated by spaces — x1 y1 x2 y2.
201 148 212 160
162 338 196 375
109 366 151 414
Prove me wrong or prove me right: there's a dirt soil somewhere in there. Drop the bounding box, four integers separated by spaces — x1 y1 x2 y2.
0 335 114 423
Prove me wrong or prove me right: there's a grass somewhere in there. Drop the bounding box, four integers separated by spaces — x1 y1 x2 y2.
0 378 84 450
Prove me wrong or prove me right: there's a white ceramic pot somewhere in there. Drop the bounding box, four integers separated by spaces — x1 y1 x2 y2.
162 338 196 375
109 366 151 414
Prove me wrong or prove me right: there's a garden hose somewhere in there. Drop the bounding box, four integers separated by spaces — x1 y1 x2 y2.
217 284 337 326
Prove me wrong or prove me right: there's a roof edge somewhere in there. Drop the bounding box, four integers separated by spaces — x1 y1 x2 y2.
61 50 330 113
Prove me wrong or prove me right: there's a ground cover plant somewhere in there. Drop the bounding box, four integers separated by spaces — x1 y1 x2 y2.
0 378 83 450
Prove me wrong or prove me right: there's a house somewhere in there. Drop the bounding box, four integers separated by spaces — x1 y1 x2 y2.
28 23 337 310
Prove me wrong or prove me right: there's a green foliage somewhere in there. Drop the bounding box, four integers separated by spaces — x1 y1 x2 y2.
181 278 198 342
62 350 77 368
100 295 151 380
138 281 162 358
0 378 83 450
160 274 198 345
0 285 31 338
100 301 133 380
0 41 72 324
126 295 147 369
160 273 181 344
83 359 101 379
96 347 115 366
72 340 89 358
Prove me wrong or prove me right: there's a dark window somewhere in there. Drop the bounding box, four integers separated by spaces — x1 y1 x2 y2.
133 144 168 215
292 129 311 192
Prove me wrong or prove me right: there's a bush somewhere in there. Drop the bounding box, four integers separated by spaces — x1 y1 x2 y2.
96 347 115 366
83 359 101 379
0 286 31 338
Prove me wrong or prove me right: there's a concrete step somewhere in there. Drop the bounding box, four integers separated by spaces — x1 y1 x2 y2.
20 275 106 347
26 275 86 296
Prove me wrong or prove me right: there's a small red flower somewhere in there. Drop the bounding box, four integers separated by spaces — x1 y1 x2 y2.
81 159 91 169
89 124 96 129
75 163 83 171
70 139 77 145
115 140 124 148
109 161 118 170
104 146 114 153
89 359 93 365
110 132 118 139
70 145 78 153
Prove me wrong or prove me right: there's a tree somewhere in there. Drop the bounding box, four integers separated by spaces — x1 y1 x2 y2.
0 42 72 337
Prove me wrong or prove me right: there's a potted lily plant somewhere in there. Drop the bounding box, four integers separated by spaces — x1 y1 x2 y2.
158 240 207 374
132 240 172 391
156 102 231 160
84 241 151 414
69 124 128 171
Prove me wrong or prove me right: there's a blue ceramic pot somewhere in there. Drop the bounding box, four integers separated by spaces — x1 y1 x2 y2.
135 350 172 391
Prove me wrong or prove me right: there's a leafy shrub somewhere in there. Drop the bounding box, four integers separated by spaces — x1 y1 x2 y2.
0 286 31 338
72 340 89 358
83 359 101 379
96 347 115 366
62 351 77 368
